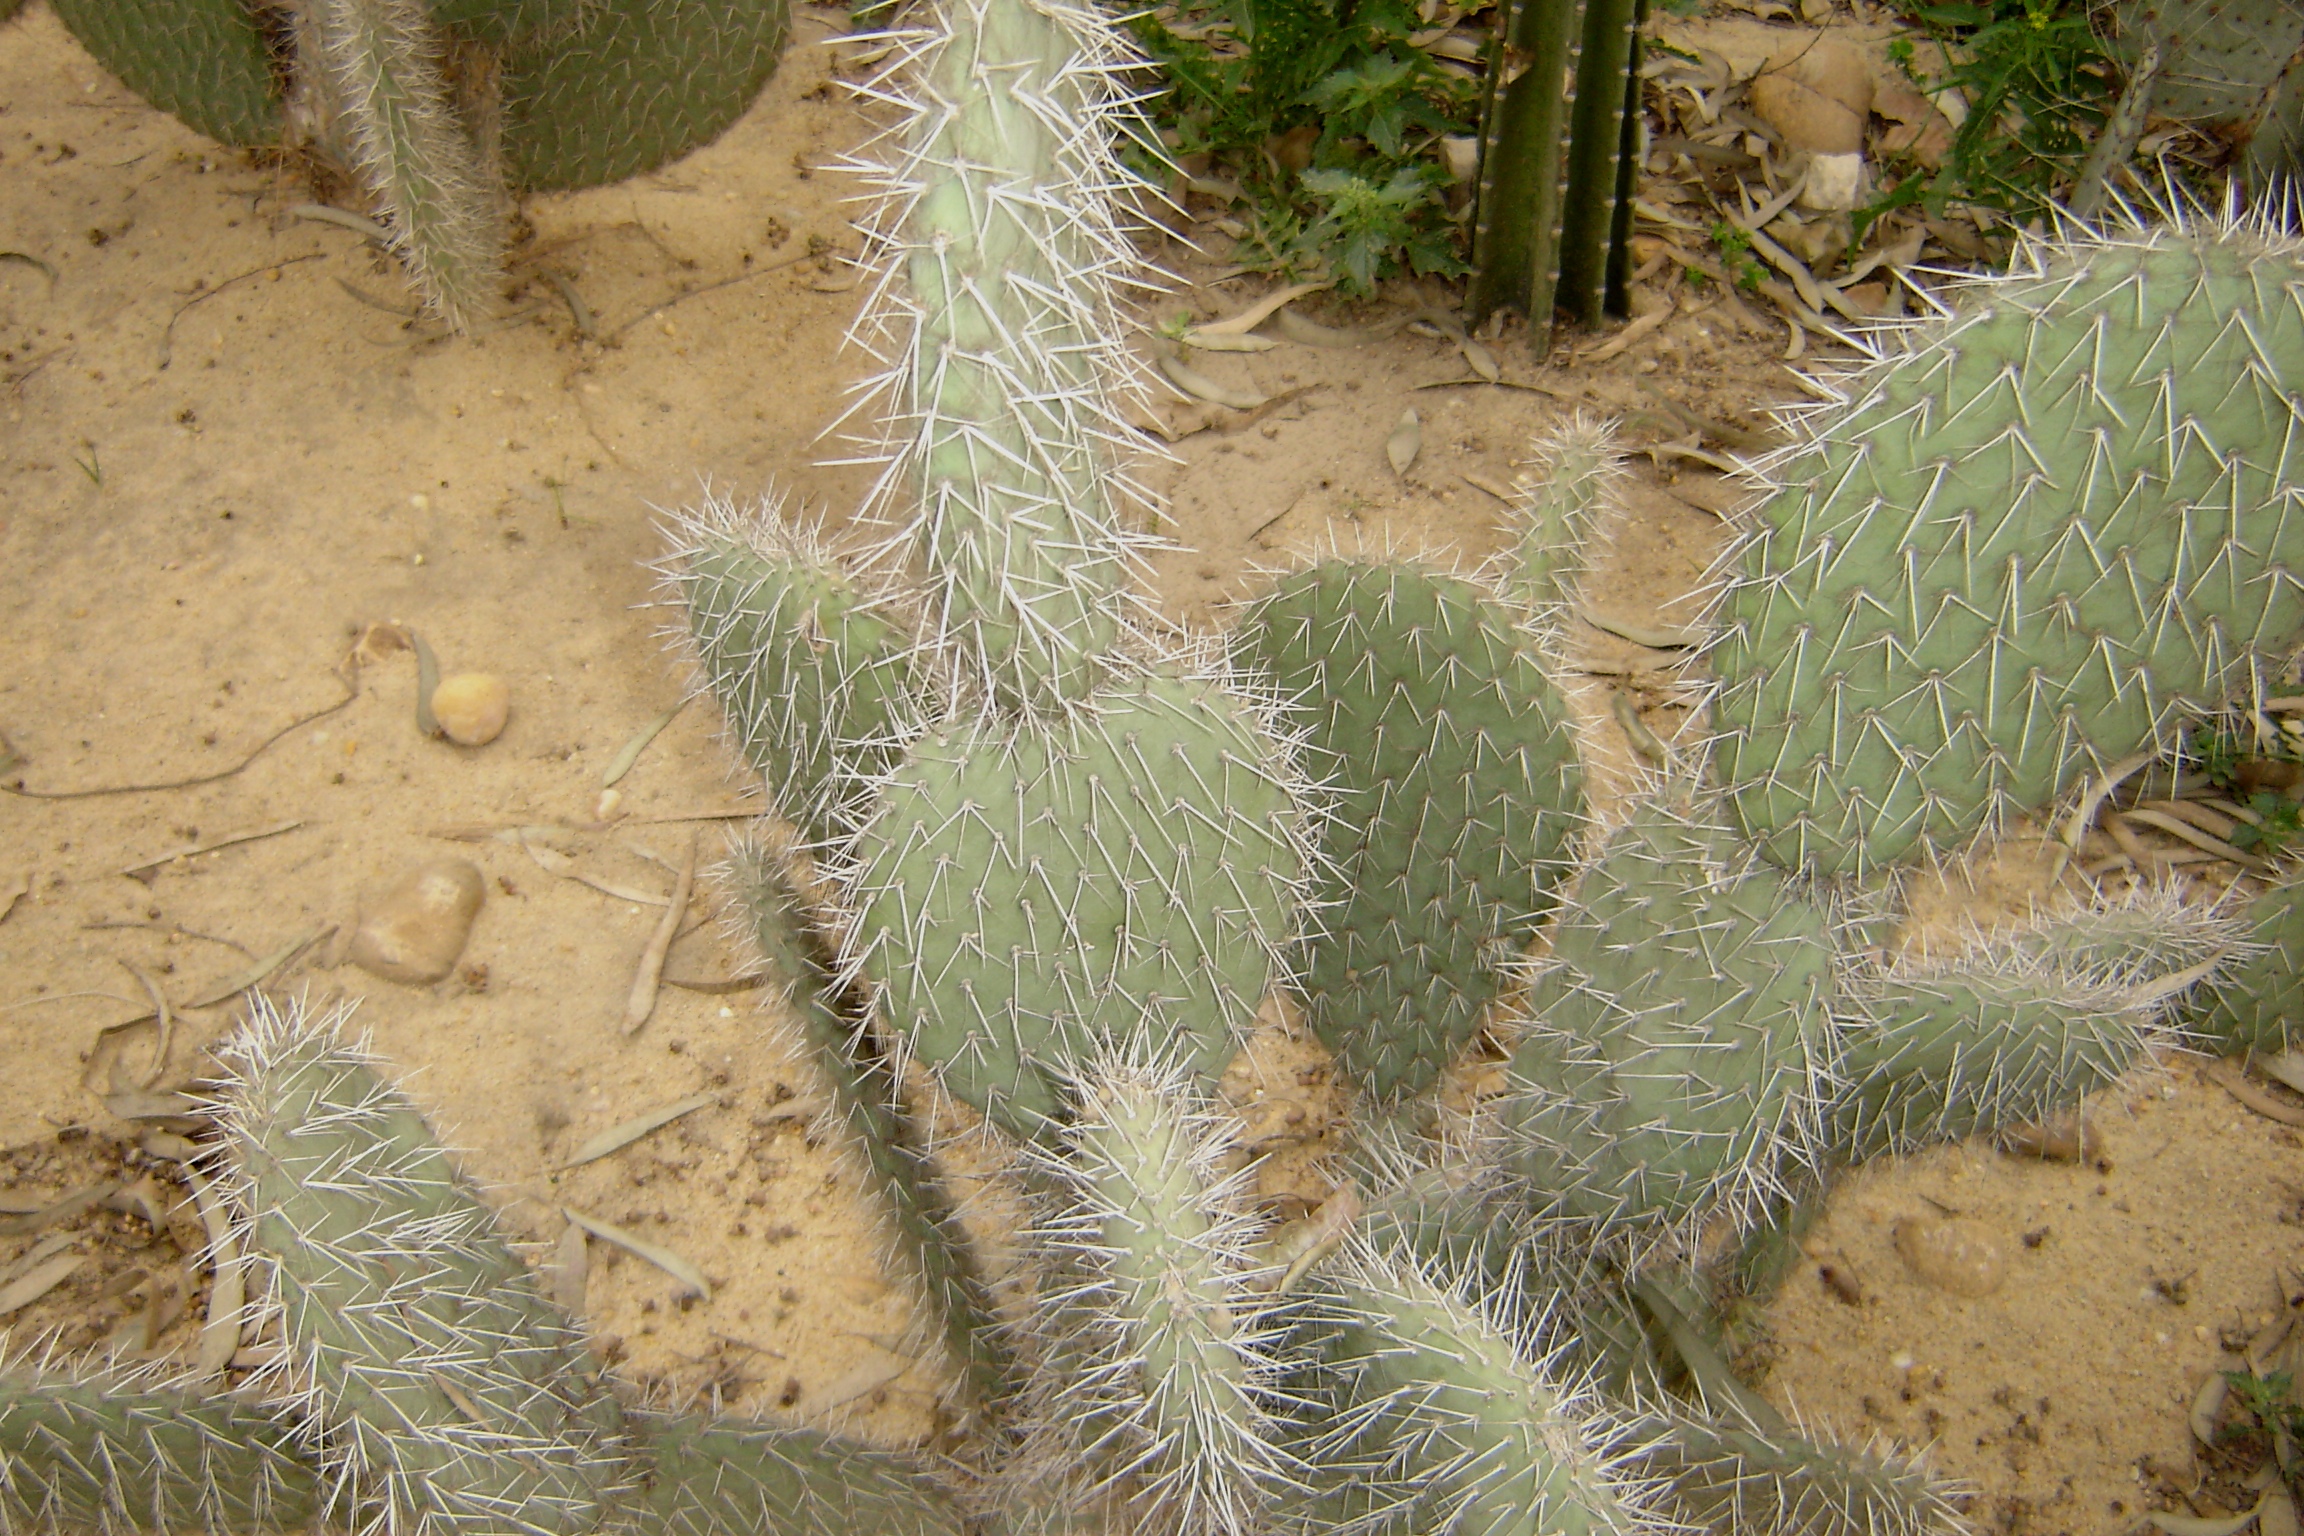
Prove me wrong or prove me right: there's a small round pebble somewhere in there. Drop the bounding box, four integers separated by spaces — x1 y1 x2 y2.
1892 1215 2005 1298
432 673 511 746
350 859 485 985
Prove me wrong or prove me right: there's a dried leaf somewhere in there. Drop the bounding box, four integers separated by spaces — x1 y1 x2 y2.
1386 409 1421 476
562 1207 710 1298
1160 354 1266 411
0 1254 84 1317
1181 329 1280 353
560 1093 717 1169
601 700 687 788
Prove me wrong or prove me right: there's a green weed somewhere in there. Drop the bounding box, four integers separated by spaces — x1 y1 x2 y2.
1129 0 1478 294
1859 0 2115 237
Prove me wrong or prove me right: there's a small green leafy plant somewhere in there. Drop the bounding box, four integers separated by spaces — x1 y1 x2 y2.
1709 221 1766 290
1129 0 1478 294
1860 0 2115 235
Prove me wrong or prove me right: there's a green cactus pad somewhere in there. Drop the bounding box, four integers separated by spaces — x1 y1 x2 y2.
848 669 1308 1139
1297 1242 1653 1536
1711 215 2304 876
1495 795 1832 1250
1508 415 1623 624
495 0 790 192
0 1368 327 1536
1022 1047 1283 1534
846 0 1159 713
2194 877 2304 1056
1835 950 2193 1162
632 1413 963 1536
52 0 282 147
729 839 1013 1416
215 999 633 1536
1235 558 1582 1102
666 498 919 846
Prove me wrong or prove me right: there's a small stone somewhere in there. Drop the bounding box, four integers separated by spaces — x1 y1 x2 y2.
431 673 511 746
350 859 485 985
1892 1215 2005 1298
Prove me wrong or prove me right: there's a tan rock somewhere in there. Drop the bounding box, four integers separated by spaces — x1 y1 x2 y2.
431 673 511 747
350 859 485 985
1892 1215 2005 1298
1749 37 1874 155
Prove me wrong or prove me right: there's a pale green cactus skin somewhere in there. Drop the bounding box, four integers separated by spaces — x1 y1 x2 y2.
841 0 1160 715
1235 559 1582 1103
1295 1242 1656 1536
1710 214 2304 876
1019 1047 1284 1536
1494 795 1834 1256
0 1371 327 1536
2194 876 2304 1056
664 496 921 848
847 668 1308 1141
216 1005 635 1536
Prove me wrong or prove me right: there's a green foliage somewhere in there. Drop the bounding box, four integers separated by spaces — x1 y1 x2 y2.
2223 1370 2304 1443
1707 222 1766 291
1128 0 1477 294
1861 0 2114 233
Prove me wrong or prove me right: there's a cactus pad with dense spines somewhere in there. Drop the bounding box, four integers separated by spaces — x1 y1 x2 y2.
847 668 1309 1138
215 1000 634 1536
666 497 920 847
1834 948 2196 1162
0 1367 327 1536
1235 558 1582 1102
1494 795 1832 1250
1298 1241 1652 1536
842 0 1161 713
1710 214 2304 876
1020 1047 1284 1535
631 1413 963 1536
52 0 283 147
2194 876 2304 1055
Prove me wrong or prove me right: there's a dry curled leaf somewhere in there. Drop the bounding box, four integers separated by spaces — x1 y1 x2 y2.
1385 409 1421 475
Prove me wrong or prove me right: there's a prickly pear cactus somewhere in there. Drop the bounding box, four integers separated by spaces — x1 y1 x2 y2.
213 1001 636 1536
633 1413 963 1536
663 495 922 847
1295 1240 1656 1536
1508 415 1624 626
1710 212 2304 876
51 0 283 147
0 1365 327 1536
1235 558 1582 1102
843 665 1311 1139
2195 875 2304 1054
841 0 1162 713
1019 1046 1285 1535
1494 793 1833 1252
492 0 792 192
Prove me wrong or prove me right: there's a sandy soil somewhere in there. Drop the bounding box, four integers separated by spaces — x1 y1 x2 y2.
2 4 2298 1531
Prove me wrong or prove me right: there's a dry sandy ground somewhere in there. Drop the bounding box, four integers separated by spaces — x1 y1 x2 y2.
1 4 2297 1531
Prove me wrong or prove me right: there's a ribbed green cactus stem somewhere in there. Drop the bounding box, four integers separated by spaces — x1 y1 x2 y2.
661 493 922 847
1016 1043 1286 1535
1507 414 1624 626
1233 555 1583 1103
1492 792 1834 1256
0 1360 327 1536
726 831 1014 1420
1297 1239 1659 1536
841 660 1314 1141
1832 938 2213 1162
213 996 634 1536
1467 0 1588 326
1631 1278 1963 1536
631 1412 963 1536
1709 208 2304 876
1554 0 1641 323
842 0 1163 713
317 0 502 330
